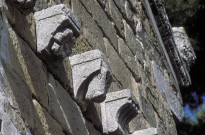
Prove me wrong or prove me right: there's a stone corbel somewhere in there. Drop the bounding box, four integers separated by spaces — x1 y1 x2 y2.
172 27 196 71
69 50 112 106
34 4 80 60
101 89 139 135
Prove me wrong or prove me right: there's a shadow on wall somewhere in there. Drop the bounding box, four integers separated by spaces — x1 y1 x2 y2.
0 13 88 135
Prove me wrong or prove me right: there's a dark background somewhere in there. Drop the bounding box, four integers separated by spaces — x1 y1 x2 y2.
163 0 205 134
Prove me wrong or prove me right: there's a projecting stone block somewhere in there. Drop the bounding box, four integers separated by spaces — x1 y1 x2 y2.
101 89 139 135
132 128 158 135
172 27 196 71
152 61 184 121
69 50 112 105
34 4 80 60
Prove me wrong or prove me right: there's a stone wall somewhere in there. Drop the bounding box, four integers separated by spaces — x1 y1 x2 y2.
0 0 195 135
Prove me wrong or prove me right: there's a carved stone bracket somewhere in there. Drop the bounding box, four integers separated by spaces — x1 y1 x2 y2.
34 4 80 60
131 128 158 135
101 89 139 135
69 50 112 105
172 27 196 71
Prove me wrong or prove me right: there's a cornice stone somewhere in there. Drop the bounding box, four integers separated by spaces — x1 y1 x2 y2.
148 0 195 86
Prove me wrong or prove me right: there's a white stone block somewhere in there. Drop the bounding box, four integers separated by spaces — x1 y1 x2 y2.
69 50 112 106
101 89 139 135
34 4 80 59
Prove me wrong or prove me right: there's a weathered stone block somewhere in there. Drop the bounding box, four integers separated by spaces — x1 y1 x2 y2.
128 0 138 12
34 4 80 59
84 103 102 130
105 0 124 36
143 18 156 45
4 2 37 51
85 120 102 135
6 24 49 109
172 27 196 71
101 89 139 135
69 49 112 105
1 119 20 135
152 61 184 121
1 66 35 129
0 64 34 135
104 38 133 89
145 87 161 116
97 0 106 7
0 83 21 135
123 19 141 55
113 0 126 17
140 97 156 128
0 6 34 134
79 0 119 51
32 99 65 135
125 0 133 22
136 15 143 41
132 128 158 135
128 113 149 133
112 0 135 26
71 0 106 52
72 35 92 55
118 37 141 82
47 72 89 135
108 78 123 93
2 5 47 111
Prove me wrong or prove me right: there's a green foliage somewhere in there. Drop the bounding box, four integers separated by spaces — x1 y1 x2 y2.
163 0 204 51
163 0 200 26
177 104 205 134
195 104 205 123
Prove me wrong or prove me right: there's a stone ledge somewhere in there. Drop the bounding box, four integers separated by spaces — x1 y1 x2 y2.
148 0 196 86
